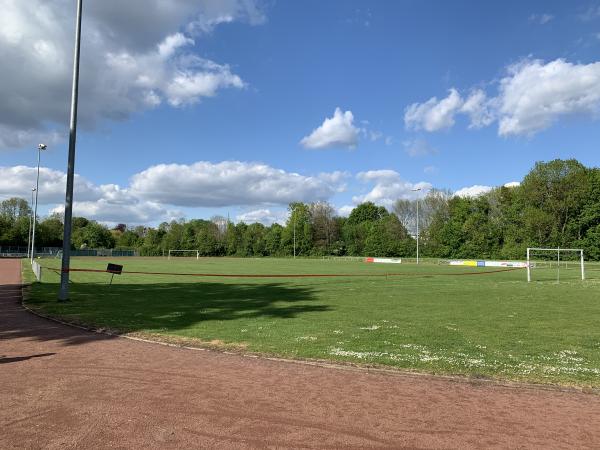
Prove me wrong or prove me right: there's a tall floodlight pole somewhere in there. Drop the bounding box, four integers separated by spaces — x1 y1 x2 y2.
27 188 36 258
59 0 83 301
411 188 422 264
31 145 47 263
291 204 298 258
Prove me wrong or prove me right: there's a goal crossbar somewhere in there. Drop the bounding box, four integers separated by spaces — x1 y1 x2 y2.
168 249 199 260
526 247 584 282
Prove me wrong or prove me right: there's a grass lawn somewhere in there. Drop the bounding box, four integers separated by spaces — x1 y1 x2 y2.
23 257 600 387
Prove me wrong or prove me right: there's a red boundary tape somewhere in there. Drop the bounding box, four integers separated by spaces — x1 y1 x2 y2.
46 267 521 278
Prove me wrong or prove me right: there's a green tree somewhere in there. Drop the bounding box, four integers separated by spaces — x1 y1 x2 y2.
72 221 115 249
347 202 388 225
264 223 283 255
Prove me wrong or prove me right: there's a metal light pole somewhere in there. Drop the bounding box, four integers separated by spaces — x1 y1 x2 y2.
31 145 47 262
411 188 422 264
291 204 297 258
27 188 36 258
59 0 83 301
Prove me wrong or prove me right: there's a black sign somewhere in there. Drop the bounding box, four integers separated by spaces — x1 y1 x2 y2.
106 263 123 275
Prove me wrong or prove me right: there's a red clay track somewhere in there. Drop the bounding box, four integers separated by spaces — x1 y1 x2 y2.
1 258 599 449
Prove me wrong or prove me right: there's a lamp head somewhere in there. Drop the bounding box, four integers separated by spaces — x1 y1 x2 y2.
38 144 47 150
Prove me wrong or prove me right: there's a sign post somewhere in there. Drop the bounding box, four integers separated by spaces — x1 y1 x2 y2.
106 263 123 286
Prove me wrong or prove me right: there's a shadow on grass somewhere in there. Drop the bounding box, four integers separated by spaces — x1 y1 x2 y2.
21 280 330 338
0 283 119 347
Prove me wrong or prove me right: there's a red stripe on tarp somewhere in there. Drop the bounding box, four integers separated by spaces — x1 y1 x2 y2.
47 267 521 278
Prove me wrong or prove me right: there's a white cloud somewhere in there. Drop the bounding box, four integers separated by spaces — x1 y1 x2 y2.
0 0 263 150
423 165 439 175
236 209 287 226
529 13 554 25
403 139 438 157
337 205 354 217
504 181 520 188
497 59 600 136
404 58 600 137
404 89 463 132
460 90 495 129
0 165 181 224
51 199 181 226
353 170 432 209
0 165 102 204
300 108 359 149
454 185 493 198
1 160 346 223
130 161 346 207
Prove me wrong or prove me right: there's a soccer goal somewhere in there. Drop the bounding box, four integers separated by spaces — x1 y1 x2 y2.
526 247 585 282
168 249 200 260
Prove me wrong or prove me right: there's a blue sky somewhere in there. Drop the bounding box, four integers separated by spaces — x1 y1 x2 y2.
1 0 600 225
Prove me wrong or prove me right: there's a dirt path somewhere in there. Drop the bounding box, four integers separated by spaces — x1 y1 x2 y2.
1 259 599 449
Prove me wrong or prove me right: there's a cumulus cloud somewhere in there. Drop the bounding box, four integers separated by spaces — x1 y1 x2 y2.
300 108 359 149
130 161 347 207
353 170 432 209
1 160 346 223
0 0 263 149
0 165 182 224
404 58 600 137
404 89 463 132
504 181 520 188
403 139 438 157
454 185 493 198
51 199 181 225
0 165 102 203
236 208 288 226
460 90 495 129
497 59 600 136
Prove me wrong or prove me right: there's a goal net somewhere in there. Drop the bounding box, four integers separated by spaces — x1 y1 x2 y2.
526 248 585 282
168 249 200 260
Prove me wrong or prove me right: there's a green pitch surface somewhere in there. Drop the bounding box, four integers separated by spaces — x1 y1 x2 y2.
24 257 600 387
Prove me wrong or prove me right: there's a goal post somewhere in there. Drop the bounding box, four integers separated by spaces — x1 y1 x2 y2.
526 247 585 282
168 250 200 260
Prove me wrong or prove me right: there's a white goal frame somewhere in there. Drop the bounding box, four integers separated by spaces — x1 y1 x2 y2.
168 249 199 260
526 247 585 282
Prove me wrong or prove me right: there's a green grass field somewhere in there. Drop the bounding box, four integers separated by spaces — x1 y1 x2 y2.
23 257 600 387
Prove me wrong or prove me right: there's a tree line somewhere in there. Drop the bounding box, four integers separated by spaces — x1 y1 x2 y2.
1 159 599 260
